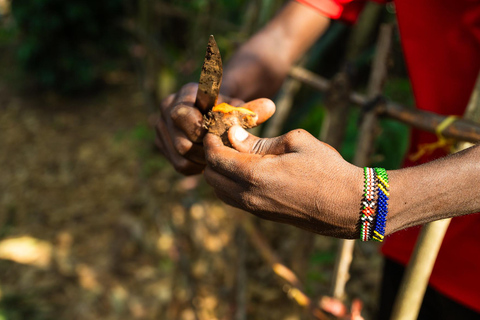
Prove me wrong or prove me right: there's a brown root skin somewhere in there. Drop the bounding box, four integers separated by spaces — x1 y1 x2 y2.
204 103 258 146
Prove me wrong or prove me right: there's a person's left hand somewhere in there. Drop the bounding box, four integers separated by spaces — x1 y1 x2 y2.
203 125 363 238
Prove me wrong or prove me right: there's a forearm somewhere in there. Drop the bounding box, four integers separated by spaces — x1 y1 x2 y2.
386 144 480 235
221 0 330 101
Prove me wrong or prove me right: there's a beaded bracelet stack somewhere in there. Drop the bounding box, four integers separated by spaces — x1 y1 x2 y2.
359 167 390 242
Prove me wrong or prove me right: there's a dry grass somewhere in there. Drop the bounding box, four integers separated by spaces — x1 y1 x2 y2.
0 79 381 320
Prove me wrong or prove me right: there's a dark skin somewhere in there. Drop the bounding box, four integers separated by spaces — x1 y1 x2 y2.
204 125 480 238
155 1 480 238
155 83 275 175
155 1 329 175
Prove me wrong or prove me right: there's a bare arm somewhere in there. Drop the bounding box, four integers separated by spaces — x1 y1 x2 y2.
203 126 480 239
222 0 330 100
155 0 330 175
387 144 480 235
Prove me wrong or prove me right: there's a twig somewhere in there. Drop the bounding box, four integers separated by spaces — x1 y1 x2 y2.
390 71 480 320
322 68 355 301
263 75 302 138
263 59 306 138
234 227 247 320
238 214 330 320
330 24 394 300
354 23 393 165
321 69 352 148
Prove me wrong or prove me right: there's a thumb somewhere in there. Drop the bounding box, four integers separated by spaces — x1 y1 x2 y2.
228 125 293 155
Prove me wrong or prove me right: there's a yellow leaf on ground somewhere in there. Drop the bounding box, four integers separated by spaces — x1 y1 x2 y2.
0 236 52 268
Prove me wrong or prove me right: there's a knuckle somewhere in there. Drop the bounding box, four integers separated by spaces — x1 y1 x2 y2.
172 159 199 176
172 161 187 174
204 151 217 167
175 144 189 157
173 137 191 157
285 128 304 140
251 138 270 154
183 82 198 92
240 192 258 212
170 105 204 143
171 103 196 123
160 94 176 111
284 129 308 146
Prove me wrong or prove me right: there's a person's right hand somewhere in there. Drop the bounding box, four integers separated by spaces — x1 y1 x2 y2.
155 82 275 175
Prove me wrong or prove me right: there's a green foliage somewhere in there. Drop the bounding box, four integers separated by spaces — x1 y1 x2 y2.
295 102 326 137
115 124 170 177
11 0 126 94
0 292 51 320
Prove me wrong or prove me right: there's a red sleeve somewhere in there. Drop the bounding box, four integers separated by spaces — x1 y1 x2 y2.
296 0 372 24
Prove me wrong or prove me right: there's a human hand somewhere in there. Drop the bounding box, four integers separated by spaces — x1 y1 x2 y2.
203 126 363 238
155 83 275 175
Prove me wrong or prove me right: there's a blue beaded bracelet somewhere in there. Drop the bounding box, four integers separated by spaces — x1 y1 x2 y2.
372 167 389 242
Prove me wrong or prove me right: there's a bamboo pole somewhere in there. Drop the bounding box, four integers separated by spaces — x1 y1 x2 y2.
330 24 394 300
390 71 480 320
389 219 450 320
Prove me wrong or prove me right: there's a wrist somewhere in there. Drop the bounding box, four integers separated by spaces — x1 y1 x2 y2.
357 167 392 242
345 165 366 238
384 169 403 236
323 163 364 239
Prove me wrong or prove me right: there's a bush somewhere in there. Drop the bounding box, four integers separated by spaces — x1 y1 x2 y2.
12 0 126 94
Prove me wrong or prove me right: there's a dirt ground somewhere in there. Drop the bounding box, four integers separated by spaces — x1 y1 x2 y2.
0 77 383 320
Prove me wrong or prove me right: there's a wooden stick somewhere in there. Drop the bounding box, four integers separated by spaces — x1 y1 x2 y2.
263 70 303 138
330 239 356 300
239 215 330 320
321 70 352 148
390 71 480 320
289 68 480 143
330 24 394 301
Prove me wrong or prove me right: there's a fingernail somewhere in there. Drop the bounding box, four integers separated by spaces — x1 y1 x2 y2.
234 126 248 142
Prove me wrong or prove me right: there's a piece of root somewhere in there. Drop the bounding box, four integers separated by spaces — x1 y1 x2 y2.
204 103 258 146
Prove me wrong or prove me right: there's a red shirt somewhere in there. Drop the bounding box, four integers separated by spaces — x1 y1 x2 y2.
298 0 480 312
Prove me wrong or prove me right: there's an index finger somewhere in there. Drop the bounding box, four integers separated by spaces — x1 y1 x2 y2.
168 83 206 143
240 98 276 124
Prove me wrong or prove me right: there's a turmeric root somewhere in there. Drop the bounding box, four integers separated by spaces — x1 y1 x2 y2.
204 103 258 146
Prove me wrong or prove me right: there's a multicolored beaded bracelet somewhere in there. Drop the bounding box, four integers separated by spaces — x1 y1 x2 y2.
372 167 389 242
359 167 377 241
359 167 389 242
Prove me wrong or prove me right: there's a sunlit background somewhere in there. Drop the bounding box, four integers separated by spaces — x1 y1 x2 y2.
0 1 413 319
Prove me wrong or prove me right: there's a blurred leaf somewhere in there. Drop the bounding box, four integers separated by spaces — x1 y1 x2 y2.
0 236 52 268
158 68 177 100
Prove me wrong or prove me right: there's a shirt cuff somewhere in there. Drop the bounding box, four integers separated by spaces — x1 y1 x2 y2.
296 0 369 24
296 0 348 19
